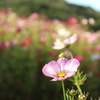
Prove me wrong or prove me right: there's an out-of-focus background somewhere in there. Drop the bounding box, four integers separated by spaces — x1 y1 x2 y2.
0 0 100 100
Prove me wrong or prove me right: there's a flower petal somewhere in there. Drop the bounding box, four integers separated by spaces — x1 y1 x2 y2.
51 77 65 81
57 58 68 71
52 39 65 50
42 61 60 78
63 34 77 45
51 78 58 81
64 58 80 72
65 71 76 78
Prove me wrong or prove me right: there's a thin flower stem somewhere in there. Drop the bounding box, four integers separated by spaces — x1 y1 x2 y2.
72 96 74 100
76 85 83 95
61 81 66 100
70 52 73 59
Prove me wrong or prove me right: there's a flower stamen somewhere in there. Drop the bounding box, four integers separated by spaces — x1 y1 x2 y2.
57 72 66 77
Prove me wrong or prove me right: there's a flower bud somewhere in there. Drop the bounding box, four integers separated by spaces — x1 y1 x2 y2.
58 52 65 58
78 94 85 100
70 89 76 94
70 89 77 96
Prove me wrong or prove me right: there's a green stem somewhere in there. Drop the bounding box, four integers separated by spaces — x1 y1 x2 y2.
61 81 66 100
72 96 74 100
70 52 73 59
76 85 83 95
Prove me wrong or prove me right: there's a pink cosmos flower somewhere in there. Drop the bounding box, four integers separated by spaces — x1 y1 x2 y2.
49 51 57 57
74 55 83 62
66 17 77 25
5 41 12 47
30 12 39 19
81 18 88 25
16 19 26 27
52 34 77 50
0 42 5 49
42 58 80 81
92 45 100 52
85 33 99 44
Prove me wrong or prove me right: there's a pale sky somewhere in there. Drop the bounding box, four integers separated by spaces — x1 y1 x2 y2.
66 0 100 12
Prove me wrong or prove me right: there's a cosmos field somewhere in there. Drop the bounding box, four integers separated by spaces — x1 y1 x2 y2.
0 9 100 100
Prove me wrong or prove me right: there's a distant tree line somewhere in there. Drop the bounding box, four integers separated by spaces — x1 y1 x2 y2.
0 0 100 31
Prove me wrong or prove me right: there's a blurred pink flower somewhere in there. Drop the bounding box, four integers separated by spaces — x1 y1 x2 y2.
16 28 22 33
16 19 26 27
0 42 5 49
12 40 18 45
51 33 58 39
4 40 18 48
85 33 99 44
81 18 88 25
5 41 11 47
49 51 57 57
42 58 80 81
52 34 77 50
66 17 77 25
40 35 46 43
4 27 10 33
21 14 27 19
66 17 79 29
74 55 83 62
72 24 79 29
30 12 39 19
92 45 100 52
65 49 71 58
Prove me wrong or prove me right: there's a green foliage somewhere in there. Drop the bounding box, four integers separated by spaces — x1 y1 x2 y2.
68 71 87 86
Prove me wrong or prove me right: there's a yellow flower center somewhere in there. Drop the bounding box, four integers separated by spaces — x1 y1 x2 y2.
57 72 66 77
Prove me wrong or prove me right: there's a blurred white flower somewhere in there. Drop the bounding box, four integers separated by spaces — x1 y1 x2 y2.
91 54 100 60
52 34 77 50
89 18 95 25
7 12 17 23
55 24 70 37
57 28 70 37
